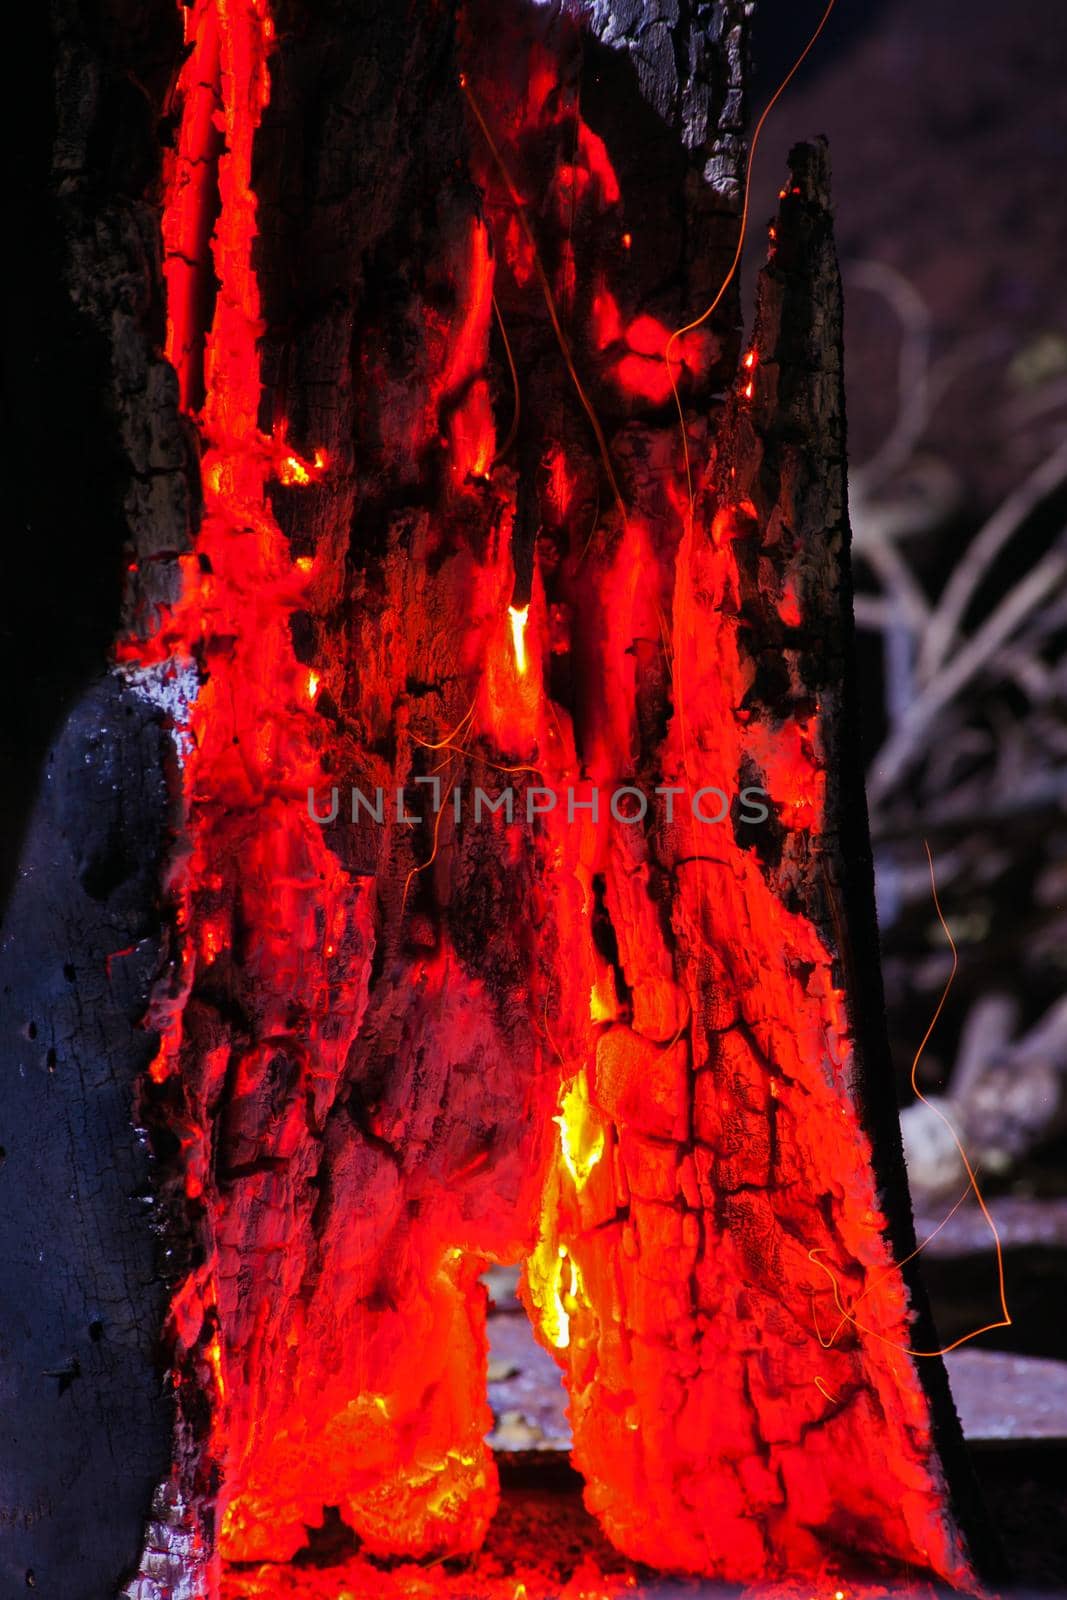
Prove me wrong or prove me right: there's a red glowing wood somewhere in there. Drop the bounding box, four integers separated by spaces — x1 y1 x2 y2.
128 0 980 1589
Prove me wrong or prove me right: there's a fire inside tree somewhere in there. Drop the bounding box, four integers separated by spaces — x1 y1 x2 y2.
0 0 997 1596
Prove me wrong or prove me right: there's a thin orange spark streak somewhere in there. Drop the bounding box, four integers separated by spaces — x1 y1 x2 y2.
412 739 543 780
409 708 543 780
400 774 458 915
397 704 481 914
848 1177 977 1327
811 1179 977 1353
810 841 1011 1358
400 686 548 912
411 701 477 753
665 0 839 518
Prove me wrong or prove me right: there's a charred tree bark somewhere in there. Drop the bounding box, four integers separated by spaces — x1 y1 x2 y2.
3 2 993 1596
1 3 190 1597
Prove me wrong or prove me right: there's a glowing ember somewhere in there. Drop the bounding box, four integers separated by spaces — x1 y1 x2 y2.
508 603 530 675
553 1073 606 1191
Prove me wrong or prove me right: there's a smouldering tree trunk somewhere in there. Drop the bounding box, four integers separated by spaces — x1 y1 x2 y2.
1 2 993 1596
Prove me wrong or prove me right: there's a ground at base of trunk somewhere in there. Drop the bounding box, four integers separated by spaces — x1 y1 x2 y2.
216 1445 1067 1600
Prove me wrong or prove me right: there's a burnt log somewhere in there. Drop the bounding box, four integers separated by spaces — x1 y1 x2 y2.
2 1 995 1595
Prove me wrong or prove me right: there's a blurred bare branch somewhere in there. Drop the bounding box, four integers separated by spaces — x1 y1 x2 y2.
869 542 1067 806
844 259 1067 1199
917 437 1067 684
902 995 1067 1203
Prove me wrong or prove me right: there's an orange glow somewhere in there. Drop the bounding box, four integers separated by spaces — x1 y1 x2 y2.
576 123 621 206
591 302 712 403
588 971 617 1023
545 446 574 519
438 222 497 483
461 70 627 522
520 487 971 1584
591 287 624 350
207 1333 226 1403
142 0 499 1566
200 920 226 962
161 6 223 411
444 221 494 397
527 1235 581 1351
778 579 803 627
508 604 529 675
148 1046 169 1085
274 428 328 487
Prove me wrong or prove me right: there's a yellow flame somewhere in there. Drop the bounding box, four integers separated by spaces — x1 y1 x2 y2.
206 1333 226 1402
554 1072 605 1190
526 1077 600 1354
508 603 529 675
589 971 616 1023
527 1241 575 1349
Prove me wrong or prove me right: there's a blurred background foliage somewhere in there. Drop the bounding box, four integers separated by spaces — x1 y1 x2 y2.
751 0 1067 1230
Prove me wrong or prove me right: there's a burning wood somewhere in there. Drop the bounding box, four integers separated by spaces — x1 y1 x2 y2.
2 1 996 1595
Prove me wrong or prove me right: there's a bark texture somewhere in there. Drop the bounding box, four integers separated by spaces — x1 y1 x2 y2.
2 2 189 1596
2 1 991 1595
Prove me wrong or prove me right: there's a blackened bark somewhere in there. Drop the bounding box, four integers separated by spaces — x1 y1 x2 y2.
2 2 190 1595
726 134 1000 1580
2 0 195 892
0 678 177 1598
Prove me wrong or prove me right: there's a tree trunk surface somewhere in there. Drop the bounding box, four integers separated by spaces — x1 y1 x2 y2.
1 2 991 1596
